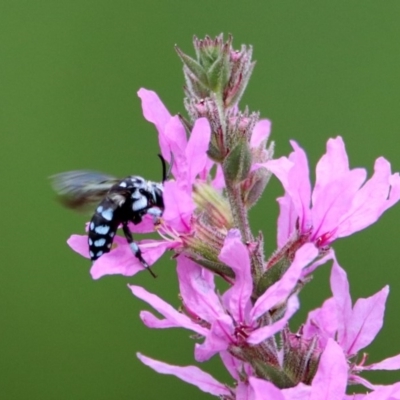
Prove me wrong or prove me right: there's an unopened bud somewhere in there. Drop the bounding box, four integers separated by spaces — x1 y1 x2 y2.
176 34 255 109
223 138 252 183
193 183 233 229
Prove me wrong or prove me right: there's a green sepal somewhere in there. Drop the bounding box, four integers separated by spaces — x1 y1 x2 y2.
188 256 235 279
175 46 209 85
251 359 295 389
242 169 271 209
223 139 252 183
207 140 224 162
256 257 290 296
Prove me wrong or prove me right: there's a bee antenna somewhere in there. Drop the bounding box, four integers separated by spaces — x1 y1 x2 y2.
158 153 174 183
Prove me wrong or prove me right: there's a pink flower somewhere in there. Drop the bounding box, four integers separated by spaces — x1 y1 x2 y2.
137 338 400 399
130 229 319 362
266 137 400 248
68 89 215 279
302 255 400 389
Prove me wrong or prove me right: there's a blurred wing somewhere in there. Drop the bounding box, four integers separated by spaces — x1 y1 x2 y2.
50 170 121 212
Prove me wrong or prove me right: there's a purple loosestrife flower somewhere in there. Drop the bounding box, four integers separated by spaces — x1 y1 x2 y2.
266 137 400 250
137 326 400 399
129 229 318 364
301 256 400 389
68 89 217 279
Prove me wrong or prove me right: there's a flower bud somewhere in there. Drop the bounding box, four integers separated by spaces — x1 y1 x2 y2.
176 34 255 109
193 183 233 229
223 138 252 183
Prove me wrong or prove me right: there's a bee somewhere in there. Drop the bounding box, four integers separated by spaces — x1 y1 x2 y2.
51 156 169 277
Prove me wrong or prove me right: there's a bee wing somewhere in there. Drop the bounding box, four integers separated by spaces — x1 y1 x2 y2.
50 170 121 212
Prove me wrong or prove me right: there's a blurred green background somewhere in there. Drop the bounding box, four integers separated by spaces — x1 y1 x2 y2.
1 1 400 398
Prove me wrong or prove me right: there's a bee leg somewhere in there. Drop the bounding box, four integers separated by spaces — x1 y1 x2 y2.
121 222 156 278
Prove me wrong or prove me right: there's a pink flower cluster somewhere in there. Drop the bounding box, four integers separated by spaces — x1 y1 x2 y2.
67 89 400 399
132 230 400 399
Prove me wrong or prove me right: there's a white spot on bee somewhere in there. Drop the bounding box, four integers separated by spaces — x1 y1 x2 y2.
89 251 94 258
88 238 93 245
107 243 111 249
94 238 106 247
96 251 103 257
131 189 141 199
132 196 147 211
147 207 162 218
97 205 104 213
109 232 115 238
130 242 139 253
101 208 113 221
90 222 95 230
95 225 110 235
119 181 127 187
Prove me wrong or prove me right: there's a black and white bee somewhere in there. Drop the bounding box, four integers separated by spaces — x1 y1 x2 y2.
51 156 169 277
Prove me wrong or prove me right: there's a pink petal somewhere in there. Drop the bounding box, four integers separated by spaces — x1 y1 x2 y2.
301 248 333 277
265 156 293 193
129 285 207 335
212 164 225 189
288 141 312 229
137 88 171 161
90 245 143 279
90 239 169 279
345 286 389 356
386 173 400 209
310 339 348 400
350 374 375 391
267 142 312 235
68 234 90 258
314 137 349 192
282 383 311 399
220 351 253 380
139 311 181 329
219 229 252 323
127 214 157 233
276 193 297 248
194 315 234 362
164 116 188 180
235 382 253 400
185 118 211 184
302 297 338 347
177 257 225 323
251 243 318 320
366 354 400 371
250 119 271 148
330 258 352 345
247 296 299 344
137 353 230 397
311 168 366 241
362 382 400 399
337 158 400 237
162 180 195 232
249 378 285 400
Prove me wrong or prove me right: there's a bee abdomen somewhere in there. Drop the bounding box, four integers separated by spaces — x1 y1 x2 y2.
88 202 120 260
